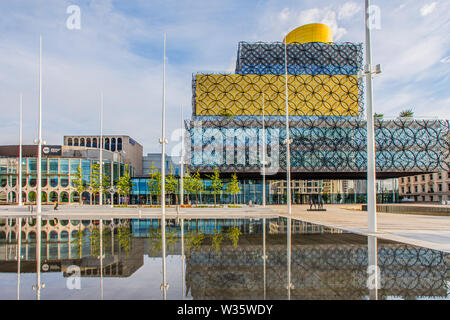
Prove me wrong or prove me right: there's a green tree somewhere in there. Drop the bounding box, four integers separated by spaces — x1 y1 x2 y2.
374 113 384 119
72 166 86 205
207 167 223 207
101 173 111 202
192 170 204 205
165 164 178 205
89 163 101 205
147 161 161 204
399 109 414 118
226 173 241 205
183 168 195 204
116 164 133 205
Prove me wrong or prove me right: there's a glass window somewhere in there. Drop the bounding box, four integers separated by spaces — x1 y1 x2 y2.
81 160 91 185
60 159 69 174
0 175 7 187
41 175 48 187
70 159 80 174
111 138 116 152
28 159 37 174
28 175 37 187
0 159 7 174
118 138 122 151
60 176 69 187
93 138 98 148
49 159 58 174
50 176 58 187
41 159 47 173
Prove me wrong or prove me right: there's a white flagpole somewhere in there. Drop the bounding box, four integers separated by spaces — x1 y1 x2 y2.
365 0 377 233
35 35 43 300
284 36 292 215
99 92 103 206
18 94 23 206
37 36 42 215
160 33 168 299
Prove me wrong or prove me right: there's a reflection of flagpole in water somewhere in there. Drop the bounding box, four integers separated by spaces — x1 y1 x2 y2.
16 218 22 300
181 218 185 300
34 215 43 300
262 95 266 207
262 218 267 300
287 217 292 300
99 219 104 300
367 236 378 300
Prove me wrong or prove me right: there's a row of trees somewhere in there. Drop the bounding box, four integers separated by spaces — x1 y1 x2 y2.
147 163 241 206
374 109 414 119
71 164 133 205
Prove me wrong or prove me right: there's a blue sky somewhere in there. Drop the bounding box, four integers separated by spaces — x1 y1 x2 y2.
0 0 449 153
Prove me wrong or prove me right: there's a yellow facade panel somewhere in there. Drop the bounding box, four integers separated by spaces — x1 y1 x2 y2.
195 74 359 116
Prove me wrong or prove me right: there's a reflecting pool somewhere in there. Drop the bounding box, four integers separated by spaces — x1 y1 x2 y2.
0 216 448 300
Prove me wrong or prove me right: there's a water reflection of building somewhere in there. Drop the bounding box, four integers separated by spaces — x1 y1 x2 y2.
0 218 143 278
185 235 449 300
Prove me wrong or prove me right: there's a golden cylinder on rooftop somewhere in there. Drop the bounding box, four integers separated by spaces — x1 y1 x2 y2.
284 23 333 44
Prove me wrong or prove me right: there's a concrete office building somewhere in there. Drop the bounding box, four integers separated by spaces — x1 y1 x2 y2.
399 171 450 203
64 135 143 176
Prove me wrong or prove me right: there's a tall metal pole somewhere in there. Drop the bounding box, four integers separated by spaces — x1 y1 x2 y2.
99 92 103 206
35 37 43 300
99 219 103 300
365 0 377 233
367 235 378 300
16 217 22 300
37 36 42 215
160 33 168 299
262 217 266 299
284 36 292 215
262 94 266 207
287 216 292 300
18 94 23 206
181 218 185 300
180 104 184 205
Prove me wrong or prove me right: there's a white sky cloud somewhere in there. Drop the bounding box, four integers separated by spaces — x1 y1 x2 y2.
338 2 362 20
420 2 438 16
0 0 449 153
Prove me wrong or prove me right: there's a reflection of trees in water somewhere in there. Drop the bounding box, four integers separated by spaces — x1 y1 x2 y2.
226 227 241 247
185 231 205 255
90 226 100 257
118 226 131 258
71 227 84 259
211 230 224 254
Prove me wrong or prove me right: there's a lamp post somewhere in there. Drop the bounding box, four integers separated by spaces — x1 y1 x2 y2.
283 35 292 215
36 36 43 216
364 0 382 233
18 94 23 206
159 33 168 299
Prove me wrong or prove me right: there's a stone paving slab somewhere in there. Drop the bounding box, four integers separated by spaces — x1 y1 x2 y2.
273 204 450 253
